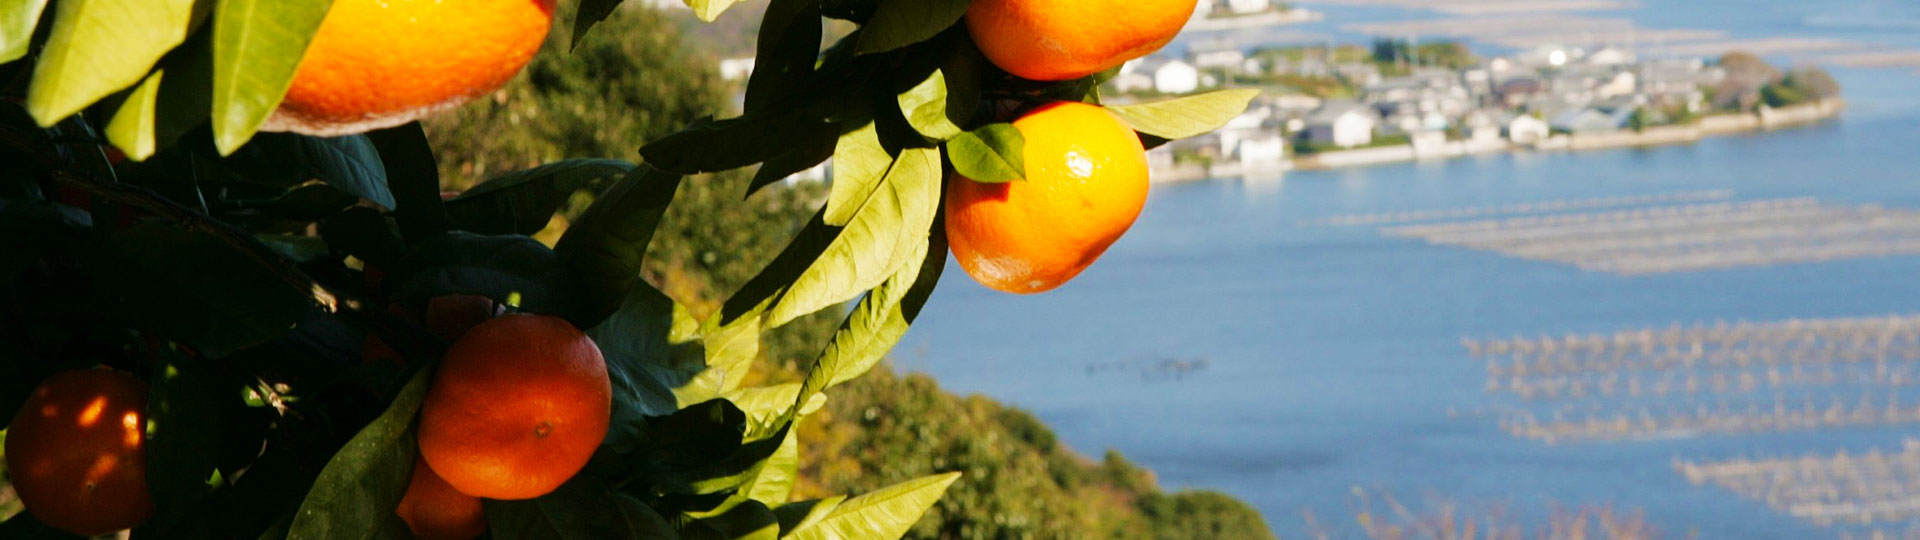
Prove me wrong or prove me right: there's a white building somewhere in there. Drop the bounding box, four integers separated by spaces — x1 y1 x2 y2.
1304 103 1377 148
1503 113 1550 145
1131 58 1200 94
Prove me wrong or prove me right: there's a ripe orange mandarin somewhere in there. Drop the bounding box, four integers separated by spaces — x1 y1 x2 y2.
262 0 557 136
396 456 489 540
417 314 610 500
945 101 1149 294
965 0 1198 81
4 369 154 537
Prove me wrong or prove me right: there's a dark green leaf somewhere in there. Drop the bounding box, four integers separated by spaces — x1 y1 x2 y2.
390 232 593 327
570 0 624 49
26 0 201 125
679 499 777 540
784 473 960 540
745 120 836 196
446 158 633 235
210 0 332 154
744 0 821 115
554 165 682 327
641 111 822 176
635 399 748 475
142 346 234 535
319 206 405 269
820 0 878 21
284 367 430 539
946 123 1024 182
0 0 48 63
91 223 313 357
365 122 447 243
590 281 710 450
856 0 967 54
1107 88 1261 140
0 510 87 539
488 476 677 540
223 133 393 208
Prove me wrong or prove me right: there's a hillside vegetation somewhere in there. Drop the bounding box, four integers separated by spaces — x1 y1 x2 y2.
425 4 1275 540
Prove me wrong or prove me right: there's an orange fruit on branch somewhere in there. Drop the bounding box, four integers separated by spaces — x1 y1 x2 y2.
945 101 1149 294
262 0 558 136
4 369 154 536
417 314 610 500
965 0 1198 81
396 456 488 540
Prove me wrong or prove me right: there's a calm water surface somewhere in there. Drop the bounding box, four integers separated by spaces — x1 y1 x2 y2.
900 2 1920 537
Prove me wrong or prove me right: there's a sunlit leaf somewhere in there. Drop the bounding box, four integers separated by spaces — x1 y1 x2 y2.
105 69 165 160
946 123 1024 182
784 473 961 540
896 42 980 141
209 0 332 155
285 368 429 539
826 122 889 226
683 0 746 22
856 0 967 54
1107 88 1261 140
0 0 49 63
27 0 200 125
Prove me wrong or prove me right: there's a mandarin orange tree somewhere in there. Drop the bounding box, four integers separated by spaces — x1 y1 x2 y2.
0 0 1253 538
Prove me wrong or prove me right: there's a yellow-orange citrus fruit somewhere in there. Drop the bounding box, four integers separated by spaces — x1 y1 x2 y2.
396 456 488 540
417 314 610 500
945 101 1149 294
262 0 557 136
3 369 154 536
965 0 1198 81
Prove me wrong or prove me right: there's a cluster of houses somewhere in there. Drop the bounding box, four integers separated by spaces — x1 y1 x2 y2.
1125 45 1729 174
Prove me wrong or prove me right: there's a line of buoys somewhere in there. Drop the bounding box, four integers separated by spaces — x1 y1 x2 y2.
1390 199 1920 275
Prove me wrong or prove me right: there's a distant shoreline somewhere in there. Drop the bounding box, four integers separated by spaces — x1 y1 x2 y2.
1153 99 1846 182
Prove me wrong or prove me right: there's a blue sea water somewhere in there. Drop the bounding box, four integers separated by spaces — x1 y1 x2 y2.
896 2 1920 537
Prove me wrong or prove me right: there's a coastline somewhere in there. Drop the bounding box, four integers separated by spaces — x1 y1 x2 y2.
1152 99 1847 182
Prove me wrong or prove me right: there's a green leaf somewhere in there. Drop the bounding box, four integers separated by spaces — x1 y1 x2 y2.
209 0 332 155
365 122 447 242
745 120 837 196
554 165 682 327
856 0 968 54
142 346 229 535
570 0 623 49
105 69 166 160
488 476 676 540
285 367 430 540
590 281 713 449
826 122 889 226
1107 88 1261 140
91 223 313 357
721 145 940 330
642 110 827 176
946 123 1024 182
896 44 980 141
447 158 633 236
681 499 778 540
223 133 393 208
744 0 821 115
784 473 961 540
389 232 594 327
772 497 844 534
723 384 826 437
684 0 746 22
27 0 201 126
0 0 48 63
806 228 942 394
